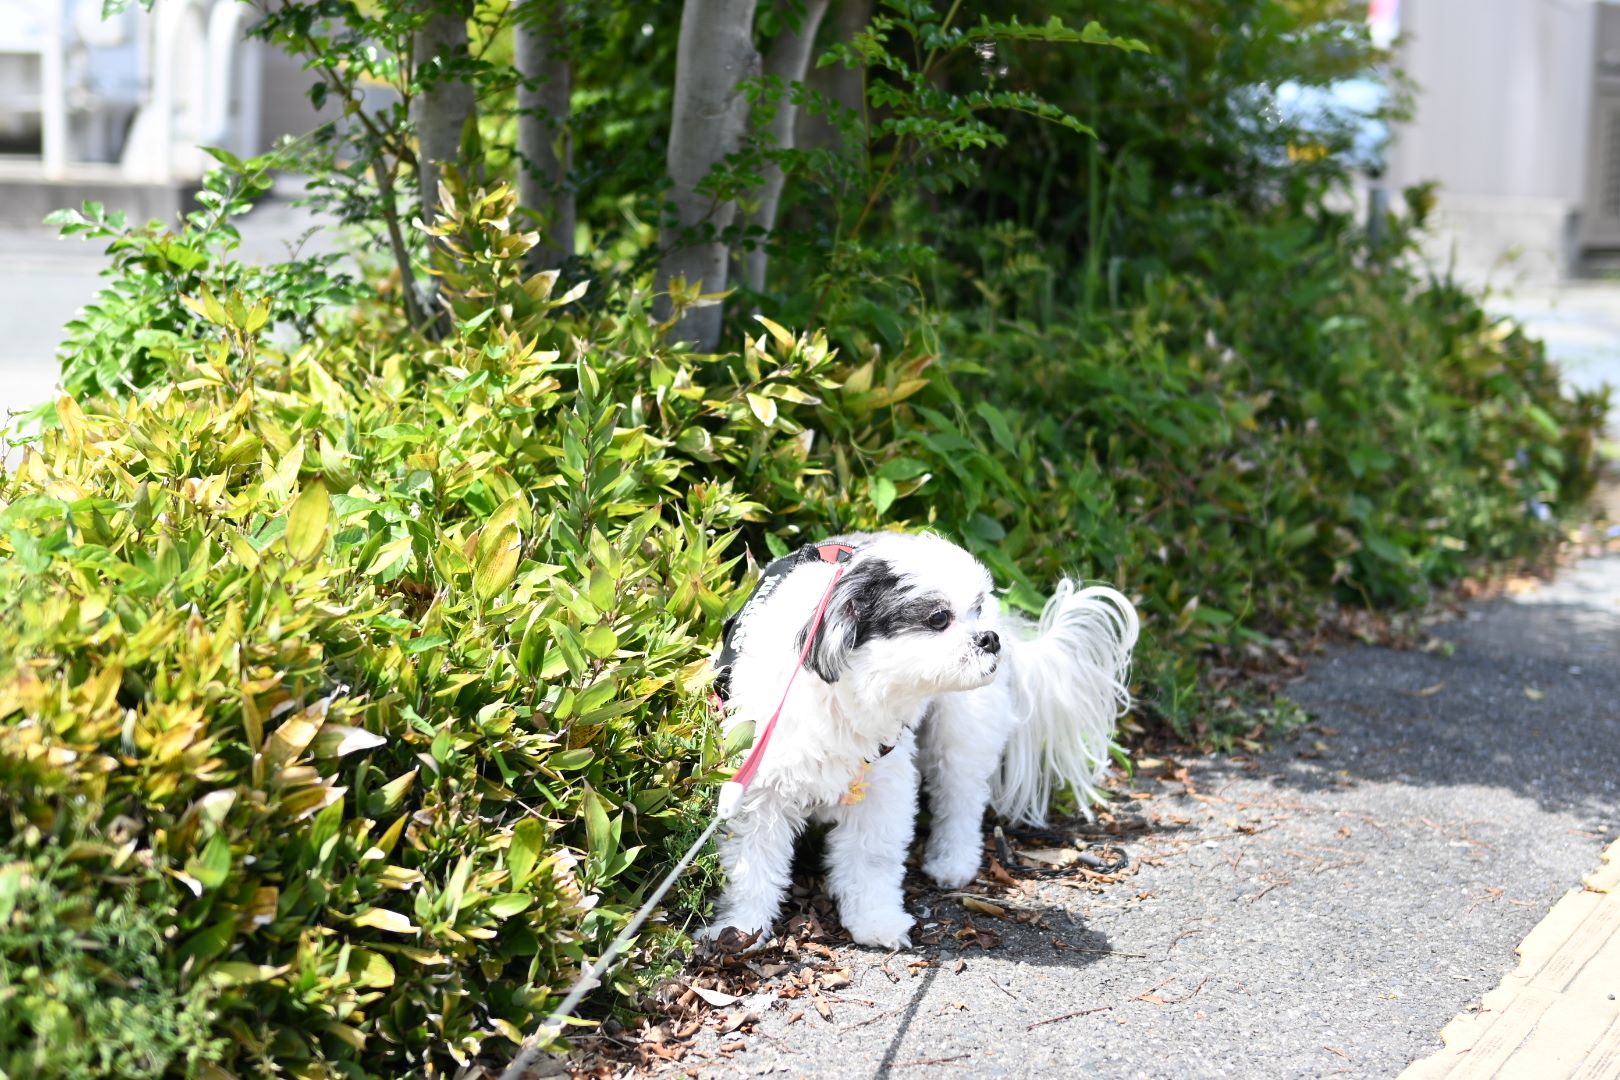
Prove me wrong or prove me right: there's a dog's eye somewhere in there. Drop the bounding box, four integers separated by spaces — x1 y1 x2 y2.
926 609 951 631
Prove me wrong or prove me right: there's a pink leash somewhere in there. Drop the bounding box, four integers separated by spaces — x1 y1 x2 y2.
716 545 851 818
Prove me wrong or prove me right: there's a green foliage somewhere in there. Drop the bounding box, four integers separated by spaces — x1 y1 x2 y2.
45 151 354 401
0 178 869 1076
899 208 1607 741
0 829 226 1079
744 1 1145 339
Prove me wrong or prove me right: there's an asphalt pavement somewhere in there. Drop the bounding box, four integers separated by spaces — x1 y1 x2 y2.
665 557 1620 1079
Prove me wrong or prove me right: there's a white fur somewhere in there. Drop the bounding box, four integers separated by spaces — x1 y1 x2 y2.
701 532 1137 949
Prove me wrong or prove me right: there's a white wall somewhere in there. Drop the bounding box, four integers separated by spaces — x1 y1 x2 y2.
1385 0 1604 282
1388 0 1597 201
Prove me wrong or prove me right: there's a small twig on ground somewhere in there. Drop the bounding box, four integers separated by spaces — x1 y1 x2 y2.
894 1053 972 1068
837 1010 896 1034
987 976 1017 1000
821 992 879 1007
1250 878 1294 903
1027 1005 1112 1030
1165 926 1208 956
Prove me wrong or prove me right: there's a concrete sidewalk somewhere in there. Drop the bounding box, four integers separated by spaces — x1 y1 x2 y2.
663 557 1620 1078
1403 837 1620 1079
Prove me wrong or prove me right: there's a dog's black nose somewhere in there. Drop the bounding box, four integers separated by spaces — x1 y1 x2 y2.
974 630 1000 654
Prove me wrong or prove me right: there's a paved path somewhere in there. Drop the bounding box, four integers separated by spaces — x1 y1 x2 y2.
1489 285 1620 402
665 558 1620 1078
1403 836 1620 1079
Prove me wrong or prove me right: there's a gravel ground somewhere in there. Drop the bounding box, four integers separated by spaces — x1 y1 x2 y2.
659 557 1620 1079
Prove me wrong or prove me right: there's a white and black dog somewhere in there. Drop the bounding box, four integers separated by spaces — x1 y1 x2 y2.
701 531 1138 949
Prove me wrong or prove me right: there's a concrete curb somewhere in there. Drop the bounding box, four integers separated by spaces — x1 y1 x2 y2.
1401 838 1620 1079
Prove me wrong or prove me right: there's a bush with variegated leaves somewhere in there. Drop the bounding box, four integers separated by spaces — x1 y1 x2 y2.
0 177 892 1078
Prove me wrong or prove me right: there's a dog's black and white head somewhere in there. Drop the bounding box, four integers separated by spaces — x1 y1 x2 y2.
797 533 1001 697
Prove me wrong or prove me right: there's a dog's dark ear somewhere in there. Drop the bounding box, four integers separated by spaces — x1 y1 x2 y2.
801 590 859 683
797 558 897 683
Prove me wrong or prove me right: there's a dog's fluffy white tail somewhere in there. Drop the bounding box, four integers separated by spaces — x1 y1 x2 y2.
990 581 1139 827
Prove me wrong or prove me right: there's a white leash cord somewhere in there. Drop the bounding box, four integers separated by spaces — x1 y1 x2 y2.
497 813 725 1080
500 557 846 1076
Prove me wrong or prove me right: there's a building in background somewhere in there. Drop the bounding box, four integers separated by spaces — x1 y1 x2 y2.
0 0 1615 292
1383 0 1616 285
0 0 333 224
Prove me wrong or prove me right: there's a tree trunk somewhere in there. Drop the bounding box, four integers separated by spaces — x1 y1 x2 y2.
655 0 761 351
412 3 476 230
795 0 869 154
515 0 574 271
742 0 831 296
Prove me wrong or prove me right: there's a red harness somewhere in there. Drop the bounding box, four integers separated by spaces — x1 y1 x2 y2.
716 543 854 817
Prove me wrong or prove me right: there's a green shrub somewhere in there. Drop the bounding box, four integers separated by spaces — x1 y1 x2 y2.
46 154 355 402
865 205 1608 741
0 178 896 1076
0 828 226 1079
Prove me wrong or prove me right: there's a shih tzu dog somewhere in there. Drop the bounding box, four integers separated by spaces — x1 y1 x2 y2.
700 531 1139 950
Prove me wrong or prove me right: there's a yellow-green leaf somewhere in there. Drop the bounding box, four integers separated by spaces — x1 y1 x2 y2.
202 961 288 988
375 769 418 814
509 817 545 887
311 724 387 759
583 624 618 658
723 720 756 758
486 894 534 919
582 787 613 865
186 831 232 891
365 534 414 577
753 314 795 350
746 392 778 427
549 747 595 771
474 523 521 601
351 908 418 934
286 478 330 562
348 949 395 989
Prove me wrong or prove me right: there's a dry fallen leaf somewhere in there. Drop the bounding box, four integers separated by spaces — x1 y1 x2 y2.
1020 847 1081 868
722 1008 759 1033
961 896 1007 918
986 858 1020 888
819 968 851 990
689 986 742 1008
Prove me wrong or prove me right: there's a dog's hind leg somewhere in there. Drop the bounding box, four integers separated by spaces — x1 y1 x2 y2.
705 804 800 942
820 746 919 949
918 685 1016 889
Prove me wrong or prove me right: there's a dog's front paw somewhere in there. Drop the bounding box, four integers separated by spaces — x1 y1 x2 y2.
841 907 914 951
923 847 982 890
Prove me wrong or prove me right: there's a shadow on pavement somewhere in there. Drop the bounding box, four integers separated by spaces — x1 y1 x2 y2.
1269 582 1620 830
